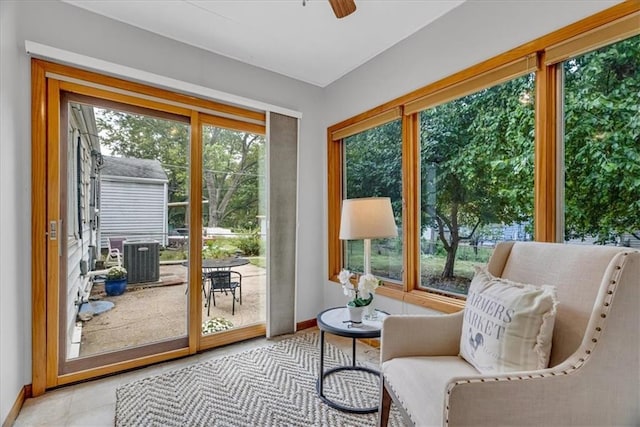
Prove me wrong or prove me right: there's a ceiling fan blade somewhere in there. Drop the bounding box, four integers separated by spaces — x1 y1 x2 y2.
328 0 356 19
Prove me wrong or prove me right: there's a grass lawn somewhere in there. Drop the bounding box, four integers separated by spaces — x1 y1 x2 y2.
346 242 495 296
247 256 266 268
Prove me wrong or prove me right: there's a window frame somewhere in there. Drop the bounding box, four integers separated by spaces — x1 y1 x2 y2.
327 2 639 313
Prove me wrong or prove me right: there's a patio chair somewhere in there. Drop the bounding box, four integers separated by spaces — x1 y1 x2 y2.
206 269 242 316
104 237 125 267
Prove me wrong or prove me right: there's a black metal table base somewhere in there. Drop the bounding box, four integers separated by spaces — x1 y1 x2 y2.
317 329 380 414
316 366 380 414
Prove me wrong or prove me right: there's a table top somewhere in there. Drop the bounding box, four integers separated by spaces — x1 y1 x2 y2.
317 306 388 339
182 257 250 269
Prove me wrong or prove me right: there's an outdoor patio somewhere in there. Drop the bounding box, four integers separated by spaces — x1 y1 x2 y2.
78 262 266 357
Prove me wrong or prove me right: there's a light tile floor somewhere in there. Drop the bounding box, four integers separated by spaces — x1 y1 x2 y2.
14 329 381 427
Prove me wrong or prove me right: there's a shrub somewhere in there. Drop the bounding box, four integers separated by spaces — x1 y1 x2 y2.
233 231 263 256
202 242 233 259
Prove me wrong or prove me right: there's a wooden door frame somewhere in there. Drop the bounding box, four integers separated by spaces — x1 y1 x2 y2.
31 59 268 394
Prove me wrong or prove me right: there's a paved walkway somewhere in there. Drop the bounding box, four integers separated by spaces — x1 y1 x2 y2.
78 263 266 358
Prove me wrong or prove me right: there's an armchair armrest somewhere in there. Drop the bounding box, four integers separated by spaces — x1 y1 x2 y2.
445 366 586 426
380 311 464 363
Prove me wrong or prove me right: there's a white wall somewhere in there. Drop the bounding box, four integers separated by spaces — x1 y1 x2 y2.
1 0 31 421
321 0 622 315
0 0 622 421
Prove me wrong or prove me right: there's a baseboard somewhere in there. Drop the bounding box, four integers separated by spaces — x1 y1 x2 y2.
2 384 31 427
359 338 381 348
296 318 317 331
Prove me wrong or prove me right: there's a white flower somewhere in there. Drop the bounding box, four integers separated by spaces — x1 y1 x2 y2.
338 269 353 285
337 269 381 307
342 285 355 298
106 266 127 280
358 273 380 292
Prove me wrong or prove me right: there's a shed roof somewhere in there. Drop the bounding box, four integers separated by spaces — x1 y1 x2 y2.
102 156 168 181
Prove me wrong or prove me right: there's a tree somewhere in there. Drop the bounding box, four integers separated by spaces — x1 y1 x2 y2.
420 75 535 278
344 120 402 214
563 35 640 243
96 110 190 222
201 126 264 228
96 109 265 231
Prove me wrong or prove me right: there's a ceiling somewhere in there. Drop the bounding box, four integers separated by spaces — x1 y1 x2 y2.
62 0 465 87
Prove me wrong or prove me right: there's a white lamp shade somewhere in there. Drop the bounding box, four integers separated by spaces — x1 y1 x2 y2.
339 197 398 240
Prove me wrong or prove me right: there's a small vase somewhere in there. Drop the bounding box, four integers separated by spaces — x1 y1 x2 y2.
364 303 378 320
347 305 364 325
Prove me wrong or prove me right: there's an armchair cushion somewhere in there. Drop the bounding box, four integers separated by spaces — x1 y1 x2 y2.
382 356 478 427
460 266 558 373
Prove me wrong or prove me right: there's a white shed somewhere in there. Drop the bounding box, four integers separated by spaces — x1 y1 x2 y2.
99 156 168 249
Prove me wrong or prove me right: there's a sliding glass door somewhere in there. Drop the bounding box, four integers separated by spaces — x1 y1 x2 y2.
34 61 271 387
59 93 191 374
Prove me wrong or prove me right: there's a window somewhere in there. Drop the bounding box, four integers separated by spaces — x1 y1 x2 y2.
419 74 535 297
328 4 639 312
343 119 403 281
560 34 640 246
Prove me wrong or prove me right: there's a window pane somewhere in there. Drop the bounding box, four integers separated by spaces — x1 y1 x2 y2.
419 74 535 297
562 35 640 247
201 125 266 335
343 119 403 281
65 102 190 361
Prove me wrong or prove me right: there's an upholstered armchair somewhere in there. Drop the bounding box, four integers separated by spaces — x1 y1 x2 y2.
379 242 639 426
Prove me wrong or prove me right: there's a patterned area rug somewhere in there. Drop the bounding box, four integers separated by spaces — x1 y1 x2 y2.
116 333 405 426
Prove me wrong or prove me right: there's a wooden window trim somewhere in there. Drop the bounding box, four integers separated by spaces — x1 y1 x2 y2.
404 54 538 115
327 1 639 314
545 10 640 65
42 62 266 124
200 113 266 136
331 107 401 141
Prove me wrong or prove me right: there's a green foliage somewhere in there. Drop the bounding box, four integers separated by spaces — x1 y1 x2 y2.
344 119 403 214
202 241 234 259
232 231 263 256
347 294 374 308
563 35 640 243
96 110 190 231
159 249 187 262
247 256 266 268
201 126 265 229
418 73 535 277
202 318 234 334
95 109 265 232
106 266 127 280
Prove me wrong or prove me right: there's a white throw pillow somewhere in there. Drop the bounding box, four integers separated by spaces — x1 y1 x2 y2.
460 266 558 374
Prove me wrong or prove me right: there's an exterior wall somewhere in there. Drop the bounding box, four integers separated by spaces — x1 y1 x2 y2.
63 124 96 359
99 177 168 248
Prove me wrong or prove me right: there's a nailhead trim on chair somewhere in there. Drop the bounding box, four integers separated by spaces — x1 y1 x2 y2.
384 377 417 425
442 252 633 426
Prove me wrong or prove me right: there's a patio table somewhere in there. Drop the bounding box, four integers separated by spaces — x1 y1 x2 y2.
182 257 250 269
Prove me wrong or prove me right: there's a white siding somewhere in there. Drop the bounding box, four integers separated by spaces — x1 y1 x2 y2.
65 230 89 358
100 178 167 247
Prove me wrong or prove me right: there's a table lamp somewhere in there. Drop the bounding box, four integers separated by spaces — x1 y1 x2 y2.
339 197 398 275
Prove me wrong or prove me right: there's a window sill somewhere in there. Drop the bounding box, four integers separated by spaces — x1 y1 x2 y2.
376 285 465 314
329 277 465 314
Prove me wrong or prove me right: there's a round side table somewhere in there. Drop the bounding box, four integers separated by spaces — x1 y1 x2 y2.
316 306 388 414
